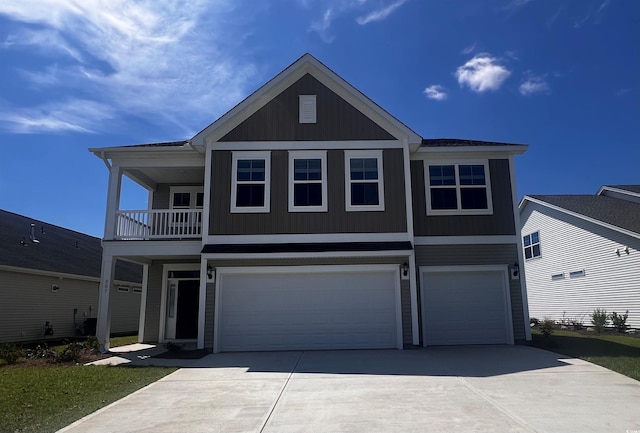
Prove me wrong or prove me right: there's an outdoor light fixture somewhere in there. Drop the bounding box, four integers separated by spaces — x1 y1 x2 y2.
207 265 214 280
401 262 409 277
513 262 519 277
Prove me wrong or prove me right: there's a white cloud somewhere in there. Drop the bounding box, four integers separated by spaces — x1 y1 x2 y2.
455 54 511 93
423 85 447 101
356 0 407 25
0 0 257 135
461 42 476 55
519 74 550 95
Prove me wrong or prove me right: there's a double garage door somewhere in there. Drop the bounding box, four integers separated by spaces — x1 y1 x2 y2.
215 266 401 352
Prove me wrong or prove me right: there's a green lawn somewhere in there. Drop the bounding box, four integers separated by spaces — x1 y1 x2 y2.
530 329 640 381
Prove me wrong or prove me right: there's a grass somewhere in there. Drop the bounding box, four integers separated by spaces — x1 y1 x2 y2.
0 364 176 433
530 329 640 381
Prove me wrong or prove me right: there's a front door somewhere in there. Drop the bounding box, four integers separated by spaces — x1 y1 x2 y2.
175 280 199 339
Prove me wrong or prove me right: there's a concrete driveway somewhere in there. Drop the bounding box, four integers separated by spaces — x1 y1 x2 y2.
59 346 640 433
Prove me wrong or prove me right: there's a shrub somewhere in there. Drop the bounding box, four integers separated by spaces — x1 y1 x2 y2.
23 344 56 360
84 336 100 351
591 309 608 333
530 317 540 327
164 341 183 353
540 318 555 337
0 343 23 364
609 310 629 333
56 342 85 363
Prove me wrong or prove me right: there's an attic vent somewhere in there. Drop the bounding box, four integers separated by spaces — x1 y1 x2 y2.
299 95 317 124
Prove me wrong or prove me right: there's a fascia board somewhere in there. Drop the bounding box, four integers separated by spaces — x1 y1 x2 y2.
414 145 528 156
597 185 640 199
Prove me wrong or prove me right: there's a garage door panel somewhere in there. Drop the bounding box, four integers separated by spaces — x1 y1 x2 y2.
217 268 398 352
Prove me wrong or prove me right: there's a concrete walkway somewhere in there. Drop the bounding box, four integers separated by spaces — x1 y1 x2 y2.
61 346 640 433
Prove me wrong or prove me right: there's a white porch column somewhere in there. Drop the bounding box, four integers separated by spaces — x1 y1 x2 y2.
197 257 208 349
137 264 149 343
96 254 116 352
103 165 122 241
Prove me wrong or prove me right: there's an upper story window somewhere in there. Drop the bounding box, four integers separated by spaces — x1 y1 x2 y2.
344 150 385 212
170 186 204 209
523 231 541 259
425 161 493 215
289 151 327 212
231 151 271 213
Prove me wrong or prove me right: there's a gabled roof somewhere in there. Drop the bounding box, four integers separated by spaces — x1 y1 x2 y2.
420 138 528 154
190 53 423 149
520 194 640 239
598 184 640 196
0 209 142 283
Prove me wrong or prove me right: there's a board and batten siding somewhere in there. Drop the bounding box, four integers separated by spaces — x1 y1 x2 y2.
0 269 140 343
415 244 526 341
205 257 413 349
521 203 640 328
209 149 407 235
411 159 516 236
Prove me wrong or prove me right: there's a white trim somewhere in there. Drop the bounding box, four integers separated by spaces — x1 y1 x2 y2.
523 230 542 260
299 94 317 123
205 232 410 244
344 149 385 212
414 235 518 245
169 186 204 209
597 185 640 199
203 250 413 260
413 145 528 156
424 160 493 216
408 252 419 346
202 147 212 244
197 258 208 349
288 150 328 212
212 140 404 151
230 151 271 213
137 264 148 343
159 263 201 343
419 264 514 346
213 264 403 353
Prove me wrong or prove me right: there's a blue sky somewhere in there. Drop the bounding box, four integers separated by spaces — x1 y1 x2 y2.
0 0 638 237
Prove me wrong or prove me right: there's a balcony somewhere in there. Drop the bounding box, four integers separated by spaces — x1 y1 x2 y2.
115 209 203 240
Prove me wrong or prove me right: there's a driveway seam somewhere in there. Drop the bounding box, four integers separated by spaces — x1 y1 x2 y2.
257 350 306 433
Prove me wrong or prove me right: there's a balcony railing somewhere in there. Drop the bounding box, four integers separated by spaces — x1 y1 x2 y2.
115 210 203 240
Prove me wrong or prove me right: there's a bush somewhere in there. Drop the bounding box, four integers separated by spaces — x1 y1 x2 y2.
540 318 555 337
0 343 23 364
610 311 629 333
164 341 183 353
530 317 540 327
56 342 85 363
591 309 608 333
84 336 100 351
24 344 56 360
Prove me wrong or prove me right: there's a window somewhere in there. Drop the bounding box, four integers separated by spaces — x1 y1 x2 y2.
133 287 143 294
170 186 204 209
117 287 130 293
231 151 271 213
299 95 317 123
425 161 493 215
345 150 385 211
523 231 541 259
289 151 327 212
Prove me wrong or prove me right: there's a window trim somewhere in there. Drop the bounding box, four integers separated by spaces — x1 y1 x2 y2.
230 151 271 213
523 230 542 260
424 160 493 216
169 186 204 209
344 149 385 212
288 150 328 212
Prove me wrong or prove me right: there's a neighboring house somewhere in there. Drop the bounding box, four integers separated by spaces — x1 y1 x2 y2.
519 185 640 329
0 209 143 343
91 53 530 352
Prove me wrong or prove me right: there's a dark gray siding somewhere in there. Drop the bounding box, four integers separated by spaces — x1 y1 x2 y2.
411 159 516 236
210 149 407 235
415 244 526 341
142 262 163 343
220 74 396 142
205 257 413 348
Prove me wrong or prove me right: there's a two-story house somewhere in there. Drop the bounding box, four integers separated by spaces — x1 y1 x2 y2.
90 54 530 352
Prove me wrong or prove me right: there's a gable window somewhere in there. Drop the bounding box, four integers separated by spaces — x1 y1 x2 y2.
345 150 385 212
425 161 493 215
231 151 271 213
523 231 541 259
289 151 327 212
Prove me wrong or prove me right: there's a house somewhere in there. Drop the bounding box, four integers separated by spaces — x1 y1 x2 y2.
519 185 640 329
90 53 530 352
0 209 143 343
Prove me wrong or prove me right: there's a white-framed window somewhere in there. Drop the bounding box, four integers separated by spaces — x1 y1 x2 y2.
288 150 327 212
344 150 385 212
170 186 204 209
299 95 317 124
231 151 271 213
523 231 541 259
424 160 493 215
117 286 130 293
133 287 143 294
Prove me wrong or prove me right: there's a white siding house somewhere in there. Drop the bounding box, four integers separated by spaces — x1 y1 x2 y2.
519 185 640 329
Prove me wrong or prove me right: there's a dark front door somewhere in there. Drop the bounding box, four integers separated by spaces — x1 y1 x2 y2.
175 280 199 339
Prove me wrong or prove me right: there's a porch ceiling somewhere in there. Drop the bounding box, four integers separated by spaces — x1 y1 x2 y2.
125 166 205 189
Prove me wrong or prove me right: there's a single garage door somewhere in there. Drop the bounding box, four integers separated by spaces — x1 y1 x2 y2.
421 267 512 346
216 266 400 352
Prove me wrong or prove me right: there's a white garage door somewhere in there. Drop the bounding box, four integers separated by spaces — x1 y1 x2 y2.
216 266 400 352
421 267 513 346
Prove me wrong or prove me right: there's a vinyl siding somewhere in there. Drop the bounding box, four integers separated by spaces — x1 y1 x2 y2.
415 244 526 341
142 262 163 343
152 184 203 210
205 257 413 348
220 73 396 142
210 149 407 235
521 203 640 328
0 270 140 343
411 159 516 236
